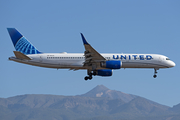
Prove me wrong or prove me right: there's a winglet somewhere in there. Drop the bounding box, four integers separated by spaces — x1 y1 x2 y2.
80 33 89 45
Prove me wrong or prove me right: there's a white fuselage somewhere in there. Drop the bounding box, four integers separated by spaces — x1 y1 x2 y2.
7 28 176 79
9 53 175 70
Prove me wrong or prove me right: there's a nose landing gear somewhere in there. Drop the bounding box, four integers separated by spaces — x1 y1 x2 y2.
153 74 157 78
153 68 159 78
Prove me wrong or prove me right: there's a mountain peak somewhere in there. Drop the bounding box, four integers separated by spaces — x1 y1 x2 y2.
93 85 110 92
80 85 137 102
80 85 110 98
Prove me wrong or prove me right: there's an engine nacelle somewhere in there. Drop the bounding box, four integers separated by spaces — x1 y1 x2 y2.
100 60 121 69
96 69 113 76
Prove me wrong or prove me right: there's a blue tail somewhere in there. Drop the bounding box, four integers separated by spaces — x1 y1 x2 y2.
7 28 41 54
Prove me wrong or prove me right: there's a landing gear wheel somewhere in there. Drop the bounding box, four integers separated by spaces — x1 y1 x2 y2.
153 68 159 78
84 76 93 81
84 76 89 81
153 75 157 78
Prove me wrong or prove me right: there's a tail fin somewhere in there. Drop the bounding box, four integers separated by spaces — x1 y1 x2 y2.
7 28 41 54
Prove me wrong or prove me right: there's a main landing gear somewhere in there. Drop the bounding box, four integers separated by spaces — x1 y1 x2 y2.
84 70 96 81
84 75 92 80
153 68 159 78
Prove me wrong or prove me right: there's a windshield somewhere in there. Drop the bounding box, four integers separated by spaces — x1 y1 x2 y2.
166 58 170 60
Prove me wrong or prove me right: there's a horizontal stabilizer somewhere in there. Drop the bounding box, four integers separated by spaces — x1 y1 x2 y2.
13 51 31 60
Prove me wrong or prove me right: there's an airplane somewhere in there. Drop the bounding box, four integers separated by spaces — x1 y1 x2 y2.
7 28 176 80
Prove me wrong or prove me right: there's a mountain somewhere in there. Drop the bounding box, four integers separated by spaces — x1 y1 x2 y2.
80 85 137 102
0 85 179 120
111 97 170 116
172 103 180 113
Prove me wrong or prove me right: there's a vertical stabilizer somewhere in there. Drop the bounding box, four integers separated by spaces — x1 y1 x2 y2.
7 28 41 54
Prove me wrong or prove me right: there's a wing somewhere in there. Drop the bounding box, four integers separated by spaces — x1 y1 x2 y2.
80 33 106 69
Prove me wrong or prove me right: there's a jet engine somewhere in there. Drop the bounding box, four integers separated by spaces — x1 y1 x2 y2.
100 60 121 69
96 69 113 76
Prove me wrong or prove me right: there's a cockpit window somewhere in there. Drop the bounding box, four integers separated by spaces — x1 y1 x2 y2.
166 58 170 60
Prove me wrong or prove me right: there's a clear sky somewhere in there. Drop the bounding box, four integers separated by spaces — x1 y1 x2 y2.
0 0 179 107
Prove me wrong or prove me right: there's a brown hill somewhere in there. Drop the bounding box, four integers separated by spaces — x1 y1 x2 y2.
0 85 179 120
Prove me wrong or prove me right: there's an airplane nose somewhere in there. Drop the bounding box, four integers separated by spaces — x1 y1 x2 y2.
169 61 176 68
